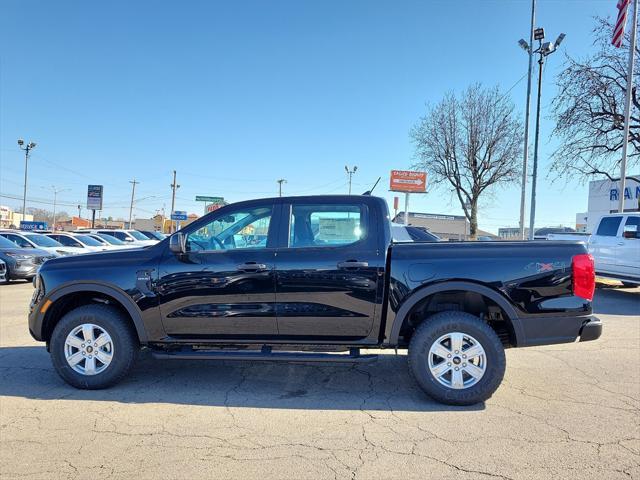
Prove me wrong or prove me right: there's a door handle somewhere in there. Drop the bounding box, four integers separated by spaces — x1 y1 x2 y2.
617 242 625 246
337 260 369 269
236 262 268 272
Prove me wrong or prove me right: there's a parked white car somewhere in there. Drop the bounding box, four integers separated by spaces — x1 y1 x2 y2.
45 233 113 253
0 231 84 256
548 213 640 286
76 229 157 246
86 233 140 250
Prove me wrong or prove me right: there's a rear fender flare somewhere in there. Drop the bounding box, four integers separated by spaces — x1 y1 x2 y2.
387 281 524 346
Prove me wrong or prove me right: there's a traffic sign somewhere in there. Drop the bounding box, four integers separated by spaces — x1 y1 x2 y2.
171 211 188 221
195 196 224 203
389 170 427 193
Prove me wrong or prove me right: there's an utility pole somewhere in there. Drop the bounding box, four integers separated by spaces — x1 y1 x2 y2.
528 28 565 240
277 178 287 197
77 204 82 219
517 0 536 240
128 179 139 228
618 0 638 212
169 170 180 233
345 165 358 194
17 139 36 219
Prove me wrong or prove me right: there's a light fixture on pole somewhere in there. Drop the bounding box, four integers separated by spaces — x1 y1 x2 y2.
18 139 37 219
345 165 358 194
277 178 287 197
517 0 537 240
528 28 565 240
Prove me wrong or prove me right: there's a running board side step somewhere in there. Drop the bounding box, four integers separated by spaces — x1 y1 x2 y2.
151 346 378 363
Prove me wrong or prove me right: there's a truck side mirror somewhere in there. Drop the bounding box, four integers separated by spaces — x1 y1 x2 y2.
169 232 186 254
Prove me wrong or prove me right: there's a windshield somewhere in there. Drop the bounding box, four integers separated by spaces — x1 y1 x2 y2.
0 236 19 248
127 230 149 241
24 234 62 247
74 235 103 246
97 234 126 245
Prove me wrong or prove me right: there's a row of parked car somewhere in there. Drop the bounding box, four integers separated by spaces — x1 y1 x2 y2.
0 229 166 284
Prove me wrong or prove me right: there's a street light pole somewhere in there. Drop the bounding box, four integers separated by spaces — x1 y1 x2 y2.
518 0 536 240
345 165 357 194
527 28 565 240
17 139 37 219
51 186 69 231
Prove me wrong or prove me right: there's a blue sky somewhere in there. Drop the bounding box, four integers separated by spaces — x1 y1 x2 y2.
0 0 623 232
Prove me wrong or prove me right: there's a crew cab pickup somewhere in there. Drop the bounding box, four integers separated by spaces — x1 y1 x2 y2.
548 213 640 286
29 195 601 405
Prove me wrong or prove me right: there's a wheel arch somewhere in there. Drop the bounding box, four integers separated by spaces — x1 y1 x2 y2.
387 281 524 347
42 282 148 344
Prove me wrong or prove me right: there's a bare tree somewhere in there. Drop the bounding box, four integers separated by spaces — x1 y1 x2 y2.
551 17 639 181
410 83 523 238
26 207 70 225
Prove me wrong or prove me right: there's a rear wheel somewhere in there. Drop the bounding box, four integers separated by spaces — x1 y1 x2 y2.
50 304 138 389
408 311 506 405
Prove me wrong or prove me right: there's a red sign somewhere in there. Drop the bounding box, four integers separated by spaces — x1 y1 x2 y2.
389 170 427 192
206 203 223 213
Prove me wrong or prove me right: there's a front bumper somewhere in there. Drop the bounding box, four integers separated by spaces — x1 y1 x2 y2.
519 314 602 347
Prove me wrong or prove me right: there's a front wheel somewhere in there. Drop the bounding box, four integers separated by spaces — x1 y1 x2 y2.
49 304 139 389
408 311 506 406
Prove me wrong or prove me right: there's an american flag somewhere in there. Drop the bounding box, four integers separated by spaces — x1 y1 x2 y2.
613 0 632 48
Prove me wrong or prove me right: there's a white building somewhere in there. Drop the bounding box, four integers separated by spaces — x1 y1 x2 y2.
585 176 640 232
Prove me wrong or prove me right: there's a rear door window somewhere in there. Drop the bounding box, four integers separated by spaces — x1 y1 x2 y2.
596 217 622 237
289 204 365 248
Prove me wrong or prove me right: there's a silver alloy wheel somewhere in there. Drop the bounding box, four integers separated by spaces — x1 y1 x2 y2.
64 324 114 375
427 332 486 389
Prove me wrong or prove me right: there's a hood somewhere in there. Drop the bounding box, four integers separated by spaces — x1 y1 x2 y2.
0 247 53 258
40 243 159 270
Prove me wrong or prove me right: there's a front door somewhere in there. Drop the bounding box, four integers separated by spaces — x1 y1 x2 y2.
274 200 382 341
156 202 279 338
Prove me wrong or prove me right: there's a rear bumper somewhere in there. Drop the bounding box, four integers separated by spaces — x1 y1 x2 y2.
518 314 602 347
578 317 602 342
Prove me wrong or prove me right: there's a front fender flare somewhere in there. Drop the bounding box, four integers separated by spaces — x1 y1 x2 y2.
43 282 149 343
386 281 524 346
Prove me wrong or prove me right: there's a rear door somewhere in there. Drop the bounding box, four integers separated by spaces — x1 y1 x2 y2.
617 215 640 279
591 216 623 274
274 199 382 341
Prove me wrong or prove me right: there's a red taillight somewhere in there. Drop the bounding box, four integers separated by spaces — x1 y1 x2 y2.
572 253 595 301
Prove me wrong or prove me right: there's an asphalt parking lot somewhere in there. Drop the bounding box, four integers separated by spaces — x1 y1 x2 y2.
0 282 638 480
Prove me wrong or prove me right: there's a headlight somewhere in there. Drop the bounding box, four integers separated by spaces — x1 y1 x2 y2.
5 253 31 261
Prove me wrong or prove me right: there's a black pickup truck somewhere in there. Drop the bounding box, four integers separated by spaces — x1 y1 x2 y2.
28 195 601 405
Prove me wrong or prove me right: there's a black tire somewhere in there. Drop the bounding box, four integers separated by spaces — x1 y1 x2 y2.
408 311 506 406
49 304 139 389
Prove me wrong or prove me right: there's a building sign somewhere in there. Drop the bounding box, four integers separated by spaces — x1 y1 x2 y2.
609 186 640 202
389 170 427 193
20 221 48 231
87 185 103 210
171 211 188 221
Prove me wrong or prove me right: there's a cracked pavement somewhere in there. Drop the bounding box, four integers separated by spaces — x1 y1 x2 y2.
1 283 638 479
